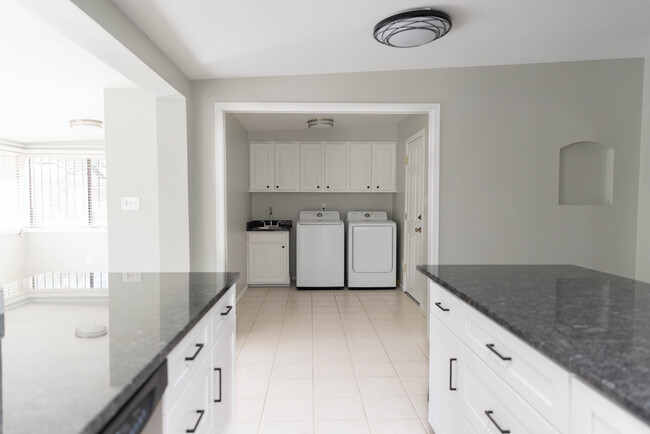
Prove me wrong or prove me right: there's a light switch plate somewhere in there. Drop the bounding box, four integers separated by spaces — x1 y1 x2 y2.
122 272 142 282
121 197 141 211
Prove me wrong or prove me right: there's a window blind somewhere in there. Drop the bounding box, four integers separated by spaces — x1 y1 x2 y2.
29 155 107 229
0 149 22 234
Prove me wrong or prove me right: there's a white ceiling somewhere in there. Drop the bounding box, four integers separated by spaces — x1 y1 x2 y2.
234 113 408 132
112 0 650 80
0 1 133 144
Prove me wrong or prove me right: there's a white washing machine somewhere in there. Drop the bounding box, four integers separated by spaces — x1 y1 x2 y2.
347 211 396 288
297 211 344 288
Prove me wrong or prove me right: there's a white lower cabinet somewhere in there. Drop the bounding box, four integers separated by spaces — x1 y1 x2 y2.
163 284 236 434
428 281 650 434
247 232 290 285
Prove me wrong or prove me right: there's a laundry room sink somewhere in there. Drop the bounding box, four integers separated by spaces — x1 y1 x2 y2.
246 220 292 231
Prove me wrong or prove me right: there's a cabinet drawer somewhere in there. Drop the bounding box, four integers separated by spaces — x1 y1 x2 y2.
459 304 570 432
212 285 236 346
457 340 559 434
165 356 213 434
164 313 211 414
429 281 461 334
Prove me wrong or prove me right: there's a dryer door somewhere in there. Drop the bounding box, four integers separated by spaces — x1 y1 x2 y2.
352 226 393 273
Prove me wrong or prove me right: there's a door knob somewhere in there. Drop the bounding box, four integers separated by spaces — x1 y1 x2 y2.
415 227 422 233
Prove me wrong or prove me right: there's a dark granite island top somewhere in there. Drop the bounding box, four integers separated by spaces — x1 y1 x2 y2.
0 271 239 434
416 264 650 426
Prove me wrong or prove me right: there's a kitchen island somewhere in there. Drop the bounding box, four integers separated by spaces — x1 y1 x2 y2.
0 271 238 434
417 264 650 433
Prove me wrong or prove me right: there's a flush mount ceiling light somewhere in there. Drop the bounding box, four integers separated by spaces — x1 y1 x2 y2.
373 8 452 48
307 117 334 129
69 119 103 131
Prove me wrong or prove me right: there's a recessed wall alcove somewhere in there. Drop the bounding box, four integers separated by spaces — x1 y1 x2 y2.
559 141 613 205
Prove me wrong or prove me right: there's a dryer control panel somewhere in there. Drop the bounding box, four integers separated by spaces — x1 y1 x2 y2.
347 211 388 221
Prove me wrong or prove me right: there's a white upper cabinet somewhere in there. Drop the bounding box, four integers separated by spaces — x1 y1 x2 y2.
348 143 373 192
274 142 299 191
323 143 347 192
249 142 274 191
250 141 395 192
300 143 323 191
372 143 397 192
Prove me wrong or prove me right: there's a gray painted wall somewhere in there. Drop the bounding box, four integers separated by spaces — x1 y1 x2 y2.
636 58 650 283
247 123 399 142
225 114 251 293
190 59 644 279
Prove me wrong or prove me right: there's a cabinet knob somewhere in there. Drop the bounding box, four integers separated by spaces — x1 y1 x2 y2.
282 246 285 248
317 186 320 189
327 186 330 189
367 186 370 189
266 185 269 188
376 185 379 189
276 185 279 188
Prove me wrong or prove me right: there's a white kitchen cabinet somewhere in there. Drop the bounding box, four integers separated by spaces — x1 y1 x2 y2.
571 378 650 434
372 143 397 191
247 231 290 285
164 284 236 434
249 142 274 191
348 143 373 192
212 320 235 434
300 143 323 191
274 142 299 191
323 143 347 191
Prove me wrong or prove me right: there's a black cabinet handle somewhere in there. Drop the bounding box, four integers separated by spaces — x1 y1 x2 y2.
185 343 204 361
214 368 222 403
485 411 510 433
449 358 457 391
435 302 450 312
221 305 233 316
186 409 205 433
486 344 512 361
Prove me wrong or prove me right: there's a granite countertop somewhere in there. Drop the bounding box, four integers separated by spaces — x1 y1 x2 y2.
246 220 292 231
0 271 239 434
416 264 650 425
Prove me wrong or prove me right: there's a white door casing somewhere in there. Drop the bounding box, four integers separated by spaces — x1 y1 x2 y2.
403 130 426 305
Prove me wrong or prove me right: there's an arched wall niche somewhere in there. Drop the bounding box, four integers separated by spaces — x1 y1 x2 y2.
559 141 613 205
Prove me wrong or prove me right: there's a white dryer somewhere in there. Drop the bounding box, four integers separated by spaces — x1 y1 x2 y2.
346 211 396 288
297 211 344 288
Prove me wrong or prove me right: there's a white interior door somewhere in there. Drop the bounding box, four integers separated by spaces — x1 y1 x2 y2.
403 131 426 304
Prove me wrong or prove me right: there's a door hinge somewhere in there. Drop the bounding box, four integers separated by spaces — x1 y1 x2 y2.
404 264 406 272
404 212 407 220
405 156 408 164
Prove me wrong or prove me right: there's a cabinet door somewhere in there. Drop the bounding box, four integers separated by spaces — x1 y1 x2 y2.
571 378 650 434
323 143 347 191
274 143 298 191
248 233 289 285
300 143 323 191
348 143 373 192
372 143 396 191
249 142 274 191
429 316 463 434
212 319 236 434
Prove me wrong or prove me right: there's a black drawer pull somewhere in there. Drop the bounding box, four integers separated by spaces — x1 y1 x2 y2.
221 305 233 316
449 358 457 391
486 344 512 361
214 368 222 403
186 409 205 433
185 343 204 361
435 302 450 312
485 410 510 433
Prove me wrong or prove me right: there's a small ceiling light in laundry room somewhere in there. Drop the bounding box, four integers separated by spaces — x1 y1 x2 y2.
307 117 334 129
373 8 452 48
69 119 104 130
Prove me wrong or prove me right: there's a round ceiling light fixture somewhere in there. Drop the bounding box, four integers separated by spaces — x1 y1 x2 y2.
69 119 104 131
307 117 334 129
373 8 452 48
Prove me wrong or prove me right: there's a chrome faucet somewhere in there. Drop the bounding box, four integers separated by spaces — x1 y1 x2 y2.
269 207 273 226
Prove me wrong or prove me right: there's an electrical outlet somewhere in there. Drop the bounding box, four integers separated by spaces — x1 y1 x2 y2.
122 272 142 282
321 204 326 211
121 197 141 211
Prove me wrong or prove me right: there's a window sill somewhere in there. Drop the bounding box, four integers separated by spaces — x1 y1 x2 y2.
25 228 107 234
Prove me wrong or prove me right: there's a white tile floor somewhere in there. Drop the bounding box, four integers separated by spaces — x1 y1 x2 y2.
232 285 432 434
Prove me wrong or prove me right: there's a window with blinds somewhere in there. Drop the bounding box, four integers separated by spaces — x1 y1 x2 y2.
0 149 22 234
28 155 107 229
